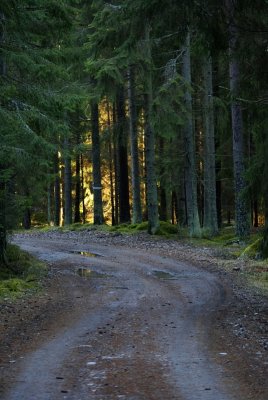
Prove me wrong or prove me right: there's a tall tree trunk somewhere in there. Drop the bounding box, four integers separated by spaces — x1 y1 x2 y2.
81 155 86 224
202 54 218 236
23 209 31 230
74 127 81 223
22 186 31 229
216 164 222 228
113 104 119 225
159 137 167 221
182 31 201 237
214 60 222 228
226 0 250 239
0 13 7 77
74 151 81 223
171 191 178 225
253 200 258 228
142 126 148 221
0 13 7 263
261 192 268 258
91 103 104 225
108 139 115 226
0 179 7 264
47 182 52 225
63 135 72 225
127 65 142 224
171 129 185 226
54 151 61 226
106 101 115 226
144 22 159 234
116 87 131 223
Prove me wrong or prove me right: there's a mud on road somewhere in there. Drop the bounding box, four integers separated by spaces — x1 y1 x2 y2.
0 230 267 400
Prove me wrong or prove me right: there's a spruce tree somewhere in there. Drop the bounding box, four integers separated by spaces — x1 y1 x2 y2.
182 32 201 237
225 0 250 239
202 53 218 236
91 102 104 225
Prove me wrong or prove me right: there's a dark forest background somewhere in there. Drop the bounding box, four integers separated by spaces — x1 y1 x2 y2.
1 0 268 262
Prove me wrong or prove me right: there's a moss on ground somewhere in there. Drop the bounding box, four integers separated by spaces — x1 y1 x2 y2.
240 238 262 259
34 220 179 235
102 221 178 236
0 244 47 299
246 262 268 292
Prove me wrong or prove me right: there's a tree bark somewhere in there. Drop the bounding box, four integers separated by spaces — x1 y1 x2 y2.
0 13 7 263
113 104 119 225
202 54 218 236
63 135 72 226
74 127 81 223
53 151 61 226
171 191 179 225
214 60 222 228
116 87 131 224
159 137 167 221
0 179 7 264
182 31 201 237
106 101 116 226
127 65 142 224
74 151 81 223
253 200 258 228
23 208 31 230
80 155 86 224
226 0 250 239
0 12 7 77
144 22 159 234
91 103 104 225
47 182 52 225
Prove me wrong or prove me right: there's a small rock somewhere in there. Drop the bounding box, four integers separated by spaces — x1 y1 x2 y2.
233 267 241 271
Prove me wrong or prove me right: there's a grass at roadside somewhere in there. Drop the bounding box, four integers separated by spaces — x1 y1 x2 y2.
187 228 268 293
0 244 47 299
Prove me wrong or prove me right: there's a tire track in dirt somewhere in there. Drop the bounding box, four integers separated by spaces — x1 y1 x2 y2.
1 236 262 399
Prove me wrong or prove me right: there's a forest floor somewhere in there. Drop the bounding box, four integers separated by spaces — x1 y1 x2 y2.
0 229 267 399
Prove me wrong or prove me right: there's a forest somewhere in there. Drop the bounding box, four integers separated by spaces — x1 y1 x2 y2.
1 0 268 263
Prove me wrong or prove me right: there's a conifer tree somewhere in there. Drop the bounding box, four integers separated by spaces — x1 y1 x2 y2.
127 66 142 224
91 102 104 225
116 87 131 224
202 53 218 236
225 0 250 239
182 32 201 237
144 22 159 234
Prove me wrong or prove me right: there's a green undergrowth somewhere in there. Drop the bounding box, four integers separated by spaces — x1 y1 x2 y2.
33 223 263 257
36 221 179 237
102 221 179 236
247 263 268 292
186 228 268 293
188 227 263 257
0 244 47 299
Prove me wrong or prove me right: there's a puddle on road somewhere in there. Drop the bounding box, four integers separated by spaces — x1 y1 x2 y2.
70 251 101 257
76 267 109 279
153 270 178 280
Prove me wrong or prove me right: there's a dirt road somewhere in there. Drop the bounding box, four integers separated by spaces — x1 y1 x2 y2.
1 232 267 399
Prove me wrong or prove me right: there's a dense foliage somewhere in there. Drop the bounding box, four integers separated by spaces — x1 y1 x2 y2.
1 0 268 262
